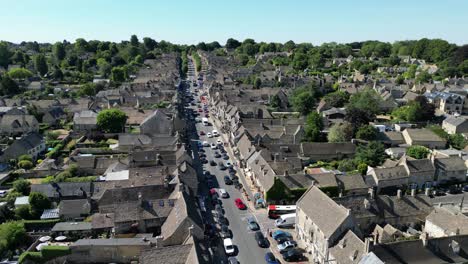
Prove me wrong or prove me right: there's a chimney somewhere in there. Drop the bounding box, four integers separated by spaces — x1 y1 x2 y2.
368 187 375 200
397 189 402 199
411 189 416 197
425 187 430 196
364 237 373 253
284 170 289 177
420 232 428 247
364 199 371 210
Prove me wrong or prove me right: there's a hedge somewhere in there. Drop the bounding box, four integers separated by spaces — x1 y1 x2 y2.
41 246 71 259
22 219 60 230
18 246 70 264
19 251 43 264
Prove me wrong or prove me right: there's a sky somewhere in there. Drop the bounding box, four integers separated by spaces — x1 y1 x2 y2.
1 0 467 45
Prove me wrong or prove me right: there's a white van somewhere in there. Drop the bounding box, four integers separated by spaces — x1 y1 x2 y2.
202 118 209 126
275 213 296 228
212 130 219 137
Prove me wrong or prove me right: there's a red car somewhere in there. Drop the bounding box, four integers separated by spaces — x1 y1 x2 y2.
198 109 203 113
235 198 247 210
200 131 205 136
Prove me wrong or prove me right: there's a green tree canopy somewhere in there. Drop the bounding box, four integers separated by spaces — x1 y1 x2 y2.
290 85 317 115
29 192 51 218
0 41 11 68
52 42 66 61
356 125 378 141
406 145 430 159
111 67 126 82
7 68 33 79
304 112 324 142
323 90 349 108
355 141 387 167
226 38 241 49
327 122 353 143
12 179 31 195
347 88 381 116
97 109 127 133
33 54 48 76
0 221 26 255
0 76 22 96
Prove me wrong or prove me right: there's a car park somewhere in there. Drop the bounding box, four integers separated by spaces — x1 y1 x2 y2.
255 231 269 248
235 198 247 210
265 252 280 264
223 238 235 255
247 217 260 231
277 241 297 253
219 188 229 198
224 175 233 185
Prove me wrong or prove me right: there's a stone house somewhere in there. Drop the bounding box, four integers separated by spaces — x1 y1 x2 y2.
402 128 447 149
442 116 468 135
434 156 467 183
0 132 45 162
73 110 98 132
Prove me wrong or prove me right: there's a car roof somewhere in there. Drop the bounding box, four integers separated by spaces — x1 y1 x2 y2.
223 238 233 245
219 189 226 193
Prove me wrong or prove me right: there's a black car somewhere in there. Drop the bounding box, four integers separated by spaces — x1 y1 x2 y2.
229 174 239 181
282 248 304 261
214 153 221 158
219 224 230 238
207 179 214 188
210 160 217 166
277 236 292 244
219 164 227 170
223 155 229 160
447 186 462 194
254 231 269 248
224 175 233 185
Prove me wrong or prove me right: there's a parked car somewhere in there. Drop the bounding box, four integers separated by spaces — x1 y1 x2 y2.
210 143 217 149
463 185 468 192
219 224 230 238
219 188 229 198
247 217 260 231
212 130 219 137
219 163 227 170
224 175 233 185
223 154 229 160
226 162 233 168
228 257 239 264
277 236 292 244
281 248 304 262
277 241 297 253
265 252 280 264
202 141 209 147
255 231 269 248
210 160 217 166
215 215 228 225
235 198 247 210
199 131 205 136
217 139 223 145
207 132 213 138
447 186 462 194
214 152 221 158
273 230 292 241
223 238 235 255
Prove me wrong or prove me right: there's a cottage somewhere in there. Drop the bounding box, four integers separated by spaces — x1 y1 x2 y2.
434 156 467 183
442 116 468 134
0 132 45 162
402 128 447 149
73 110 98 132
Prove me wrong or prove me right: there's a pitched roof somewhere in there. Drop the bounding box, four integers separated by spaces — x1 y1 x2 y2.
330 230 366 264
52 221 92 232
301 142 356 156
58 199 91 216
31 182 92 198
297 186 350 238
435 156 467 171
139 244 194 264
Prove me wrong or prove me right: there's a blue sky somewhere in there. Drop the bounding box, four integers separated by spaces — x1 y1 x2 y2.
1 0 467 45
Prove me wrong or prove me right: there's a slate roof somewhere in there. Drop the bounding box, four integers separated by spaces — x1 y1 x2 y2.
435 157 467 171
371 165 408 181
72 237 158 246
301 142 356 156
58 199 91 217
443 116 468 127
139 244 193 264
336 174 369 191
52 222 92 232
404 159 435 174
330 230 366 264
31 182 92 199
404 128 446 143
73 110 97 124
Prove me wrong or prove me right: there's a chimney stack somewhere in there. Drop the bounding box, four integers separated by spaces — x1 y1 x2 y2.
411 189 416 197
397 189 402 199
425 187 430 196
368 187 375 200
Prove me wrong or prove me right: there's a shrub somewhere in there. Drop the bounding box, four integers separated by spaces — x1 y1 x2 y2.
15 205 32 220
19 251 43 264
12 179 31 195
18 155 33 162
18 160 34 170
406 145 430 159
41 246 71 259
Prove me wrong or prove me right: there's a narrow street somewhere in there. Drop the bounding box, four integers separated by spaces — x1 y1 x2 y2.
182 59 271 263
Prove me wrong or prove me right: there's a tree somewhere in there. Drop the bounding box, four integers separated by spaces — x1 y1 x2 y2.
347 88 381 116
18 155 33 162
52 42 66 61
52 67 63 80
18 160 33 170
7 68 33 79
415 70 431 83
323 91 349 108
269 94 281 109
74 38 89 53
97 58 111 76
78 83 102 96
33 54 48 76
0 76 21 96
406 145 430 159
97 109 127 133
130 35 139 46
304 112 323 142
143 37 157 51
15 205 32 220
29 192 51 218
356 125 378 141
111 67 126 82
226 38 241 49
290 85 317 115
291 52 308 71
11 50 26 66
12 179 30 195
449 134 467 150
355 141 387 167
0 41 11 68
345 106 375 133
283 40 296 51
327 123 353 143
0 221 26 252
